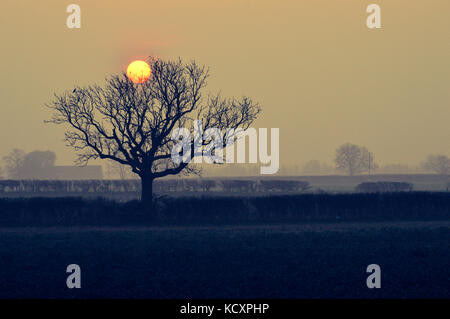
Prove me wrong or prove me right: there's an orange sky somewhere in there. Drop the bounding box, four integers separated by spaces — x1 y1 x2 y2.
0 0 449 168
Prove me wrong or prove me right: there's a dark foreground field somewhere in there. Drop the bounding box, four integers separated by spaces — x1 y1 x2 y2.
0 193 449 298
0 221 449 298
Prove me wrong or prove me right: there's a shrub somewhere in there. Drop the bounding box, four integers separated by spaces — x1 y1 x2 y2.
258 180 310 193
220 180 257 193
355 181 413 193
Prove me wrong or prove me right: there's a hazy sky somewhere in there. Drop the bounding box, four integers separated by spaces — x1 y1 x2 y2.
1 0 449 168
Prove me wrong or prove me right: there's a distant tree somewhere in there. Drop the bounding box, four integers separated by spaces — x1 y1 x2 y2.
20 151 56 179
2 149 57 179
2 148 25 179
47 57 260 204
334 143 374 176
0 166 4 180
422 154 450 176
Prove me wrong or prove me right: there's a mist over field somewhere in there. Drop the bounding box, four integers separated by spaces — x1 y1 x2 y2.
0 0 449 302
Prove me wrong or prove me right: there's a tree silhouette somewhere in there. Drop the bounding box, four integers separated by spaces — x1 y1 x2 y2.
2 149 56 179
422 154 450 176
47 57 260 204
2 148 25 179
334 143 374 176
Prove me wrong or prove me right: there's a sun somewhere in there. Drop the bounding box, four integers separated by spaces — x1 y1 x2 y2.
126 60 151 84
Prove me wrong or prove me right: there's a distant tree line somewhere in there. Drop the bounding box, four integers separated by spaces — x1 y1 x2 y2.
1 149 56 179
0 179 311 194
1 145 448 180
301 143 449 177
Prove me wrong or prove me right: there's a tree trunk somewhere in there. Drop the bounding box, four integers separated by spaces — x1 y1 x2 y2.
141 175 154 205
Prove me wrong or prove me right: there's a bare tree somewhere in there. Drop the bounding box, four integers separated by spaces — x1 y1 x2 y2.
46 57 260 204
20 150 56 179
2 149 57 179
2 148 25 179
334 143 374 176
422 154 450 176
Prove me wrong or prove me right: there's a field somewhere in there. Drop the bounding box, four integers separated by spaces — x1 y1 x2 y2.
1 222 449 298
0 183 449 299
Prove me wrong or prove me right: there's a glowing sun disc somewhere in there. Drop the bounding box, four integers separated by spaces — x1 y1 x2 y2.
126 60 151 83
